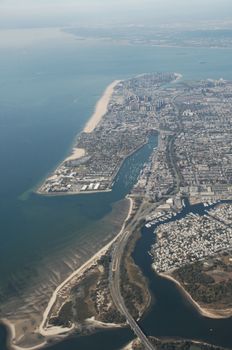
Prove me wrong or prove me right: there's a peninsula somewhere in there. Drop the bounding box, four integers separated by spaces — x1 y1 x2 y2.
4 73 232 350
41 72 232 340
37 73 176 195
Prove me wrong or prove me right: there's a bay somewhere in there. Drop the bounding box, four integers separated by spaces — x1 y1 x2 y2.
1 32 232 349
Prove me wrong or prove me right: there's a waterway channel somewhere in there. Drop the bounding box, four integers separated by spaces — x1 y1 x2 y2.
134 200 232 349
1 137 232 349
0 135 157 350
42 201 232 350
3 166 232 350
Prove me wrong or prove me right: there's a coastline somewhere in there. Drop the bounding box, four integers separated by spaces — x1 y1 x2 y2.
39 196 133 336
37 137 152 197
122 341 134 350
3 196 134 350
0 319 47 350
64 147 85 162
36 79 121 194
83 80 121 133
36 188 112 197
123 336 230 350
173 72 183 82
159 272 232 319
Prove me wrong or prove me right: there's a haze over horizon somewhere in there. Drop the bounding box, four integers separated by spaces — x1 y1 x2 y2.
0 0 232 29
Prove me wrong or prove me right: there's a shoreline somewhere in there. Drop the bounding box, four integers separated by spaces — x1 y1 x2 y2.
39 196 133 336
173 72 183 82
83 80 121 133
64 147 85 162
0 319 47 350
36 79 121 194
159 272 232 319
36 188 112 197
37 132 155 197
2 196 134 350
123 336 230 350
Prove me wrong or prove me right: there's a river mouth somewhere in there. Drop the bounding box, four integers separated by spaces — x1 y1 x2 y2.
133 200 232 349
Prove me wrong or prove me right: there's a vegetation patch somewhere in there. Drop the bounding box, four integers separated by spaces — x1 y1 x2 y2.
120 222 152 320
172 251 232 310
132 337 228 350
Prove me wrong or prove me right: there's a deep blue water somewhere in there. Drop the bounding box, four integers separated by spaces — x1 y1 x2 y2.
0 324 7 350
1 33 232 349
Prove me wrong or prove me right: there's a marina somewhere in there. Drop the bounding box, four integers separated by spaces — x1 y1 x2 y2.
1 33 232 349
133 200 232 349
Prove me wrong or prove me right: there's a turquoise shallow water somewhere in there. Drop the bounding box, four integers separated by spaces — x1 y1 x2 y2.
1 33 232 349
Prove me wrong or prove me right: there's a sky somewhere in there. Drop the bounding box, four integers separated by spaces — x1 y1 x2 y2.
0 0 232 29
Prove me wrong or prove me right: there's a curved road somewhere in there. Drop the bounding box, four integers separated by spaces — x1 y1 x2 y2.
109 106 183 349
109 210 155 350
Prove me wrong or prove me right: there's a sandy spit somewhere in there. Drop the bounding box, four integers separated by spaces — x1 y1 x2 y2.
38 196 133 336
3 197 133 349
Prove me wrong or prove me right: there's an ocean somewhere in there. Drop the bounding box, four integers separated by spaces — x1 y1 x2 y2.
1 30 232 349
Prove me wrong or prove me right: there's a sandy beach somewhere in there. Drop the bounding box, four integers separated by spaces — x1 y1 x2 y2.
122 341 134 350
37 79 121 193
85 317 122 329
2 197 133 350
38 196 133 336
56 80 120 166
64 147 85 161
159 272 232 319
1 319 47 350
173 72 183 82
84 80 121 133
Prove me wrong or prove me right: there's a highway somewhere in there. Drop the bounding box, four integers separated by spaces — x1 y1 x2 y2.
109 205 155 350
109 110 183 349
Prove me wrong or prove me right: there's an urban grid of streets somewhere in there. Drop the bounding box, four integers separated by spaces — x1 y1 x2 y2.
39 73 232 348
109 74 232 348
